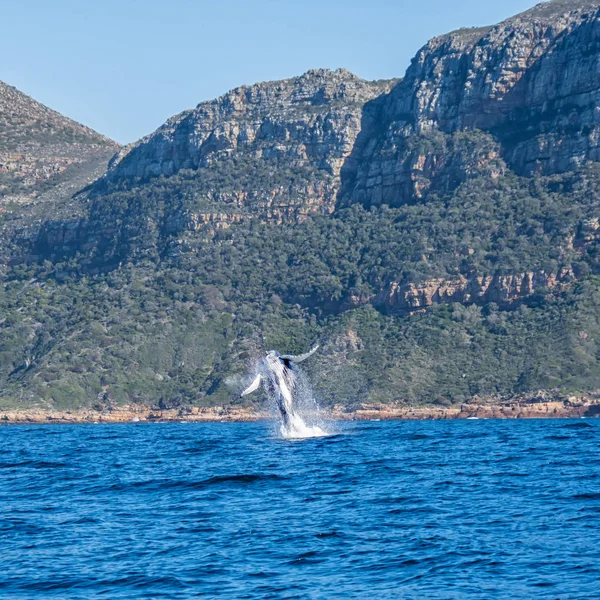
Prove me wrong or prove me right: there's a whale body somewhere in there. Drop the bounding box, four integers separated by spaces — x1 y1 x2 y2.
241 346 319 434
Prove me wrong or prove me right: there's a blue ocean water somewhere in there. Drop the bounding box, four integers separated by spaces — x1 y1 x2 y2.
1 419 599 599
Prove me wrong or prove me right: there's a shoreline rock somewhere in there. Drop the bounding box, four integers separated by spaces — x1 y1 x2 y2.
1 396 599 425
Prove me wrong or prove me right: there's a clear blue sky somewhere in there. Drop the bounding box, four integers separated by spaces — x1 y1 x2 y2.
2 0 542 144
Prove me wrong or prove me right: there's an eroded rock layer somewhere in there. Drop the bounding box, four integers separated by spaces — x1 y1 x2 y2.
104 69 390 219
343 0 600 207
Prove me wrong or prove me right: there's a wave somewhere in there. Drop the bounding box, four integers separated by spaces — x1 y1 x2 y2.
0 460 66 469
85 473 287 494
573 492 600 500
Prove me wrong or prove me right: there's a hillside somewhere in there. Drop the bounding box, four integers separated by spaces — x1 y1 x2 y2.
32 69 392 265
0 0 599 411
343 0 600 207
0 81 119 263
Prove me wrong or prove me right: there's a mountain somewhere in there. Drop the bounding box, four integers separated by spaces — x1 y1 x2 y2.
0 81 119 262
343 0 600 207
1 0 600 412
36 69 392 264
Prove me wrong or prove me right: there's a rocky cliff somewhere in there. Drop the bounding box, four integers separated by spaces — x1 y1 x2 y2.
342 0 600 207
371 269 575 312
0 81 118 205
47 0 600 271
103 69 390 221
33 70 392 264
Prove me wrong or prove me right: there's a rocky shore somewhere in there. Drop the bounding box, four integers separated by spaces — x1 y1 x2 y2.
1 395 599 424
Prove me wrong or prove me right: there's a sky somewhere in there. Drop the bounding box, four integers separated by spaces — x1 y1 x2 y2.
2 0 543 144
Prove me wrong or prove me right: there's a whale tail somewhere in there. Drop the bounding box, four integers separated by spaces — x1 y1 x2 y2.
280 345 319 364
240 374 262 397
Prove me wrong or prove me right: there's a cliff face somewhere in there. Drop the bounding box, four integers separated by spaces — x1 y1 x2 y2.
343 0 600 207
368 269 575 312
64 0 600 261
33 70 392 264
38 0 600 266
103 69 389 221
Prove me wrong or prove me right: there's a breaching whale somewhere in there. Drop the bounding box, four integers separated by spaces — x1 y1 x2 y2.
241 345 320 436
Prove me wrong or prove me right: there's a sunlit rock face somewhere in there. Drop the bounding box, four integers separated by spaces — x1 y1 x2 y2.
342 0 600 208
0 81 118 265
38 70 394 265
30 0 600 271
102 68 391 220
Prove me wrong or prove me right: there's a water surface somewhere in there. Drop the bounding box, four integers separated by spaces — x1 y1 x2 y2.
1 420 599 598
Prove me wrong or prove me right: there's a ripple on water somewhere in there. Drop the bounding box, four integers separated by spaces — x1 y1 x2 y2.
0 419 599 599
562 422 594 429
0 460 67 469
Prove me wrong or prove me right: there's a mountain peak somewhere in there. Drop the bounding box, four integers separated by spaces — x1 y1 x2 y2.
0 79 119 249
0 80 116 150
514 0 600 20
432 0 600 52
104 68 390 188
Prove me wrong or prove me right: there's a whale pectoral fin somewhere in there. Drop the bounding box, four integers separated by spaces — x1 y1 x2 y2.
240 374 262 397
281 345 319 364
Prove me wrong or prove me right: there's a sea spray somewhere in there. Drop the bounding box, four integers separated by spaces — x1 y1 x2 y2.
239 348 329 439
282 367 329 438
257 360 328 439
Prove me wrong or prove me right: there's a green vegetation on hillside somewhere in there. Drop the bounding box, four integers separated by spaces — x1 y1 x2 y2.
1 255 599 410
77 159 600 310
1 155 599 409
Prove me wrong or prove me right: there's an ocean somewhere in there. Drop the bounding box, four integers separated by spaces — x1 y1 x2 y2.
1 419 599 598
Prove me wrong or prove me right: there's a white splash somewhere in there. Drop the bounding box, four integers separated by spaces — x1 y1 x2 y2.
239 347 330 439
279 413 328 439
278 367 329 439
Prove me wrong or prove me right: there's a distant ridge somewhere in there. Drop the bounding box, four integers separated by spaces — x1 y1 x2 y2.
0 80 118 206
0 80 119 259
517 0 600 19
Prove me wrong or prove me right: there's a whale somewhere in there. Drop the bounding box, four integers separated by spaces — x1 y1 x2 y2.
240 345 319 432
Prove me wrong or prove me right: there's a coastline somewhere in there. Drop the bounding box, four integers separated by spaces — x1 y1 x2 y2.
1 396 599 424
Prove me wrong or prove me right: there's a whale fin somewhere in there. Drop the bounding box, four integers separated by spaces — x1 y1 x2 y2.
280 345 319 364
240 374 262 397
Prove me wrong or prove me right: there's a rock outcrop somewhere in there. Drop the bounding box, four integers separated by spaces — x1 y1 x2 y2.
2 393 599 423
102 69 391 221
342 0 600 207
330 394 600 420
368 269 575 312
